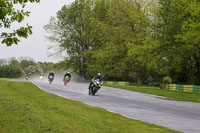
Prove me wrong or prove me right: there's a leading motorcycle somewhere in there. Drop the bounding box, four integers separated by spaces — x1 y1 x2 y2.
88 79 102 95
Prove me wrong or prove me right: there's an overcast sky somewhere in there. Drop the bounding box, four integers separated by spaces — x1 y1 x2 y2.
0 0 75 63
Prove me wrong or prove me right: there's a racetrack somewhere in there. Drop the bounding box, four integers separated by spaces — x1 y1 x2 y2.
32 80 200 133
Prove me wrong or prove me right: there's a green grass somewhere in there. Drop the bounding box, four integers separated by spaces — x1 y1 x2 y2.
0 80 180 133
0 78 23 81
105 85 200 103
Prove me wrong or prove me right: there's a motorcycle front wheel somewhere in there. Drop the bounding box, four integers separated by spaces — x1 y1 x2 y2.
88 88 92 95
64 80 68 86
92 91 96 95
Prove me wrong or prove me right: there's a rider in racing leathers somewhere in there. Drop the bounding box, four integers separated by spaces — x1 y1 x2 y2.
48 71 55 80
89 72 103 89
63 72 71 82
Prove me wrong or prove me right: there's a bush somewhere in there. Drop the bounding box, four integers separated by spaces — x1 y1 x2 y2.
163 76 172 84
160 76 172 89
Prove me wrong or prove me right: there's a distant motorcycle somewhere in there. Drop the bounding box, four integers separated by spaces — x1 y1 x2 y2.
88 79 102 95
40 75 44 80
25 76 29 81
48 75 54 84
63 76 70 86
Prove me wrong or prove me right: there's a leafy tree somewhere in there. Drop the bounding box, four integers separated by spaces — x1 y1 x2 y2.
10 58 24 77
156 0 200 84
0 58 24 78
51 60 69 73
19 57 39 76
45 0 156 85
37 61 66 73
0 0 40 46
44 0 95 77
86 0 156 84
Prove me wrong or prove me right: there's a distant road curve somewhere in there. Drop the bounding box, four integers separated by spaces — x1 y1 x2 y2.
32 81 200 133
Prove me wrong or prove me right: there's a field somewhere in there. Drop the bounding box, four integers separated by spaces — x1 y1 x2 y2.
0 80 180 133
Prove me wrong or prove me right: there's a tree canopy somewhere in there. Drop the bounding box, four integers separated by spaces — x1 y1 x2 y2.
45 0 200 85
0 0 40 46
0 57 68 78
156 0 200 84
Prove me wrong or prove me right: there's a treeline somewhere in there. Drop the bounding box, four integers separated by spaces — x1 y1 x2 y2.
0 59 24 78
0 57 67 78
45 0 200 85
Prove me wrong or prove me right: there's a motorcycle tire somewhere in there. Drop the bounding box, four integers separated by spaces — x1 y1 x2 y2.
92 90 96 95
64 80 68 86
88 88 92 95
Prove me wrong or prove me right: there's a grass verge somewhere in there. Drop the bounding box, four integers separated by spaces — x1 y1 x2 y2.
0 80 180 133
0 78 24 81
105 85 200 103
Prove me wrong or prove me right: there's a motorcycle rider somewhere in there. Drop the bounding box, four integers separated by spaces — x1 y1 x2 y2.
40 73 44 77
40 73 44 80
48 71 55 80
89 72 103 89
25 74 28 81
63 72 71 82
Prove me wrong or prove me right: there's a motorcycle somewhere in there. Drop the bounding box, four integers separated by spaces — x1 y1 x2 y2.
88 79 102 95
25 76 28 81
40 75 44 80
64 76 70 86
49 75 54 84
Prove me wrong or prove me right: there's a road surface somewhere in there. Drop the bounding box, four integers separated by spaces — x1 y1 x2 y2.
32 80 200 133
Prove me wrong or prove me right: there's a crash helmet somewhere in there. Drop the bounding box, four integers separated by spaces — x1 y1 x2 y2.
97 72 101 76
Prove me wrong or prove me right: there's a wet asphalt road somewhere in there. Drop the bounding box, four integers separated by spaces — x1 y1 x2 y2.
32 81 200 133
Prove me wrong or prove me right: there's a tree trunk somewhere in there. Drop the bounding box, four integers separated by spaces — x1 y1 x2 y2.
160 83 165 89
137 78 143 86
195 53 200 83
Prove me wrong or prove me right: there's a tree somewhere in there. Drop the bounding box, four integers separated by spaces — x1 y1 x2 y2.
44 0 95 77
19 57 39 76
45 0 157 85
86 0 156 84
0 58 24 78
156 0 200 84
0 0 40 46
10 58 24 77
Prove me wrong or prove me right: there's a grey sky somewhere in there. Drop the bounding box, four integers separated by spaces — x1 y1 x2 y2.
0 0 75 63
